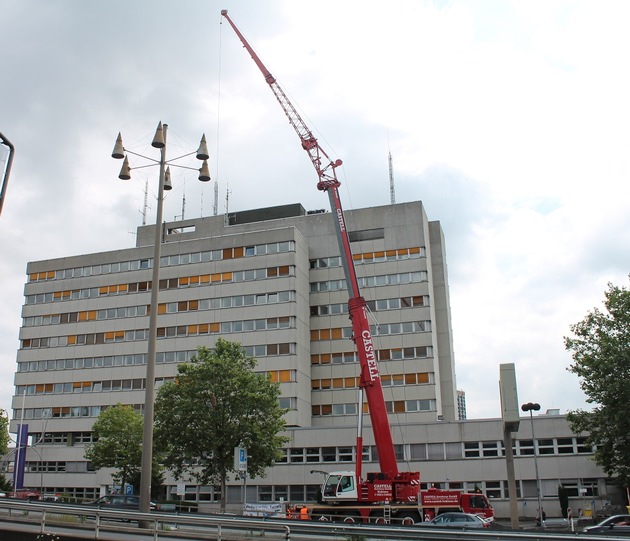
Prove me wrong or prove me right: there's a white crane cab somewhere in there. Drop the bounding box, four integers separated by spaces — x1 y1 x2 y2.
321 471 358 501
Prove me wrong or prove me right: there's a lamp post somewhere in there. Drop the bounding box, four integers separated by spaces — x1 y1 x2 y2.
0 131 15 216
112 122 210 514
521 402 543 528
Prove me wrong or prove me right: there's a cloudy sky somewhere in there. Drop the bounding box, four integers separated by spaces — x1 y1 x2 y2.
1 0 629 425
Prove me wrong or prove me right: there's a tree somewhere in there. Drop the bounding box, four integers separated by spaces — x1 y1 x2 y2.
565 279 630 489
85 404 145 493
154 339 288 511
0 409 11 491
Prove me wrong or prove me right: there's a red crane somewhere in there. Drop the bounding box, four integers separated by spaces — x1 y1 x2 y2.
221 10 420 513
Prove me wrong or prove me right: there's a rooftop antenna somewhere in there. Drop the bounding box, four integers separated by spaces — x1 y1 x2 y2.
388 150 396 205
224 185 230 227
141 180 150 225
213 179 219 216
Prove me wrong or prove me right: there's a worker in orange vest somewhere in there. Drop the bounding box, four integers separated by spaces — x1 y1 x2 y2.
299 506 310 520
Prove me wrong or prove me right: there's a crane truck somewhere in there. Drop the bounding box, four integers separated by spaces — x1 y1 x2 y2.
220 10 494 525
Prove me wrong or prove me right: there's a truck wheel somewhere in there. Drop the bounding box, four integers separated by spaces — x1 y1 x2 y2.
398 511 421 525
342 512 361 523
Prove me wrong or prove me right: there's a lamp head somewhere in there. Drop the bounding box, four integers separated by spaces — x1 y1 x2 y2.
112 132 125 159
152 121 166 149
196 134 210 161
199 160 211 182
163 167 173 190
118 156 131 180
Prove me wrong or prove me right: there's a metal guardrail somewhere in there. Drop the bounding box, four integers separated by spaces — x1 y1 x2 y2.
0 499 618 541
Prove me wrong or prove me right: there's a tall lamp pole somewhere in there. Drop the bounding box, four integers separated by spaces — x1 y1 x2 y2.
112 122 210 514
521 402 543 528
0 131 15 216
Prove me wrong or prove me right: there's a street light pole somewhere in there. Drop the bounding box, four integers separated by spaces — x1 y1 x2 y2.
112 123 210 514
521 402 543 528
0 131 15 216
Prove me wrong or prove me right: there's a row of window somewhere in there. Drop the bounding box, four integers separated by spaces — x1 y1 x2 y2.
311 399 436 417
22 315 296 349
309 247 425 269
310 271 427 293
28 241 296 282
310 295 428 317
310 346 433 365
31 432 95 445
18 344 296 374
17 369 297 397
23 291 294 328
311 372 433 391
25 265 293 305
309 320 431 342
26 461 94 473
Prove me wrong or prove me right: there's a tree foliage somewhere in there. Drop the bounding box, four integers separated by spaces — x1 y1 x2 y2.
154 339 288 510
0 409 11 491
85 404 144 491
565 279 630 488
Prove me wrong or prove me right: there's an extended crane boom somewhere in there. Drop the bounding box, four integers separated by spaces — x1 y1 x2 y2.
221 10 421 511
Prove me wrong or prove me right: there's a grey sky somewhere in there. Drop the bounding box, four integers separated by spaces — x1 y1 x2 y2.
1 0 629 423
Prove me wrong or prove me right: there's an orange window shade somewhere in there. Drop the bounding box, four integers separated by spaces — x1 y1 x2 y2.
279 370 292 383
178 301 188 312
278 266 290 276
78 312 88 321
99 286 108 295
394 401 405 413
190 276 200 285
386 250 397 257
345 377 357 388
115 331 124 340
223 248 233 259
392 374 404 384
405 373 417 385
417 372 429 384
233 246 244 258
62 291 71 299
201 274 211 284
211 273 222 283
268 372 279 383
157 328 166 338
179 277 190 286
267 267 278 277
332 378 343 388
352 254 362 261
44 384 53 393
88 311 97 320
363 253 374 260
73 382 82 388
311 380 320 390
321 404 332 415
379 349 390 361
331 328 343 340
47 271 55 279
412 296 424 306
382 375 391 385
374 251 385 259
29 273 38 282
198 323 209 334
222 271 232 281
311 355 320 365
158 304 166 315
312 405 321 416
320 354 331 364
319 329 331 340
67 335 77 345
310 330 320 341
409 246 421 254
35 384 45 393
209 322 220 333
362 403 369 413
53 291 62 299
188 325 198 334
119 284 128 292
22 339 30 348
320 379 331 389
188 300 199 310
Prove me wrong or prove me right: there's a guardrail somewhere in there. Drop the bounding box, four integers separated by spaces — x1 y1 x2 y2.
0 499 612 541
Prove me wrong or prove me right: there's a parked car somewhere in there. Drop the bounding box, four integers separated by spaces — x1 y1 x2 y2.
86 495 157 511
7 489 40 501
427 512 490 528
583 515 630 536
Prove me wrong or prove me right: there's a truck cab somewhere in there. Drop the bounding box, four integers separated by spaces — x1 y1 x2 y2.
321 471 358 501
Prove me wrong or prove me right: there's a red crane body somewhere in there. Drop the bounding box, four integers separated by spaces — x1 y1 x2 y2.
221 10 420 505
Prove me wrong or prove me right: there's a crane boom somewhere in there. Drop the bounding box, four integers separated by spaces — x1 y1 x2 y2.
221 9 400 479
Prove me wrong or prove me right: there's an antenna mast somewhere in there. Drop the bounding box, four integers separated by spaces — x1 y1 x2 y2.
141 180 149 225
213 179 218 216
388 151 396 205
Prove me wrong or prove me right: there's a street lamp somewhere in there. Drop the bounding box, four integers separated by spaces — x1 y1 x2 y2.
0 131 15 216
521 402 543 528
112 122 210 514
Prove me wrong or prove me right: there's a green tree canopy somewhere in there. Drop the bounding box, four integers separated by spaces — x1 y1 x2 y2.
565 278 630 488
0 409 11 491
154 339 288 510
85 404 144 492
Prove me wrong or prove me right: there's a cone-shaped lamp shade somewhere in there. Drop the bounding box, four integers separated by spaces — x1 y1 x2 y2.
152 121 165 148
196 134 210 161
112 133 125 159
163 167 173 190
198 160 211 182
118 156 131 180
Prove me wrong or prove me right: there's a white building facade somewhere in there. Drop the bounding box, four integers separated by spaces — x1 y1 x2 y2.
10 201 619 517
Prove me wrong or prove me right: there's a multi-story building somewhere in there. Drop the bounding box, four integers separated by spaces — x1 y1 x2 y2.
9 200 621 517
